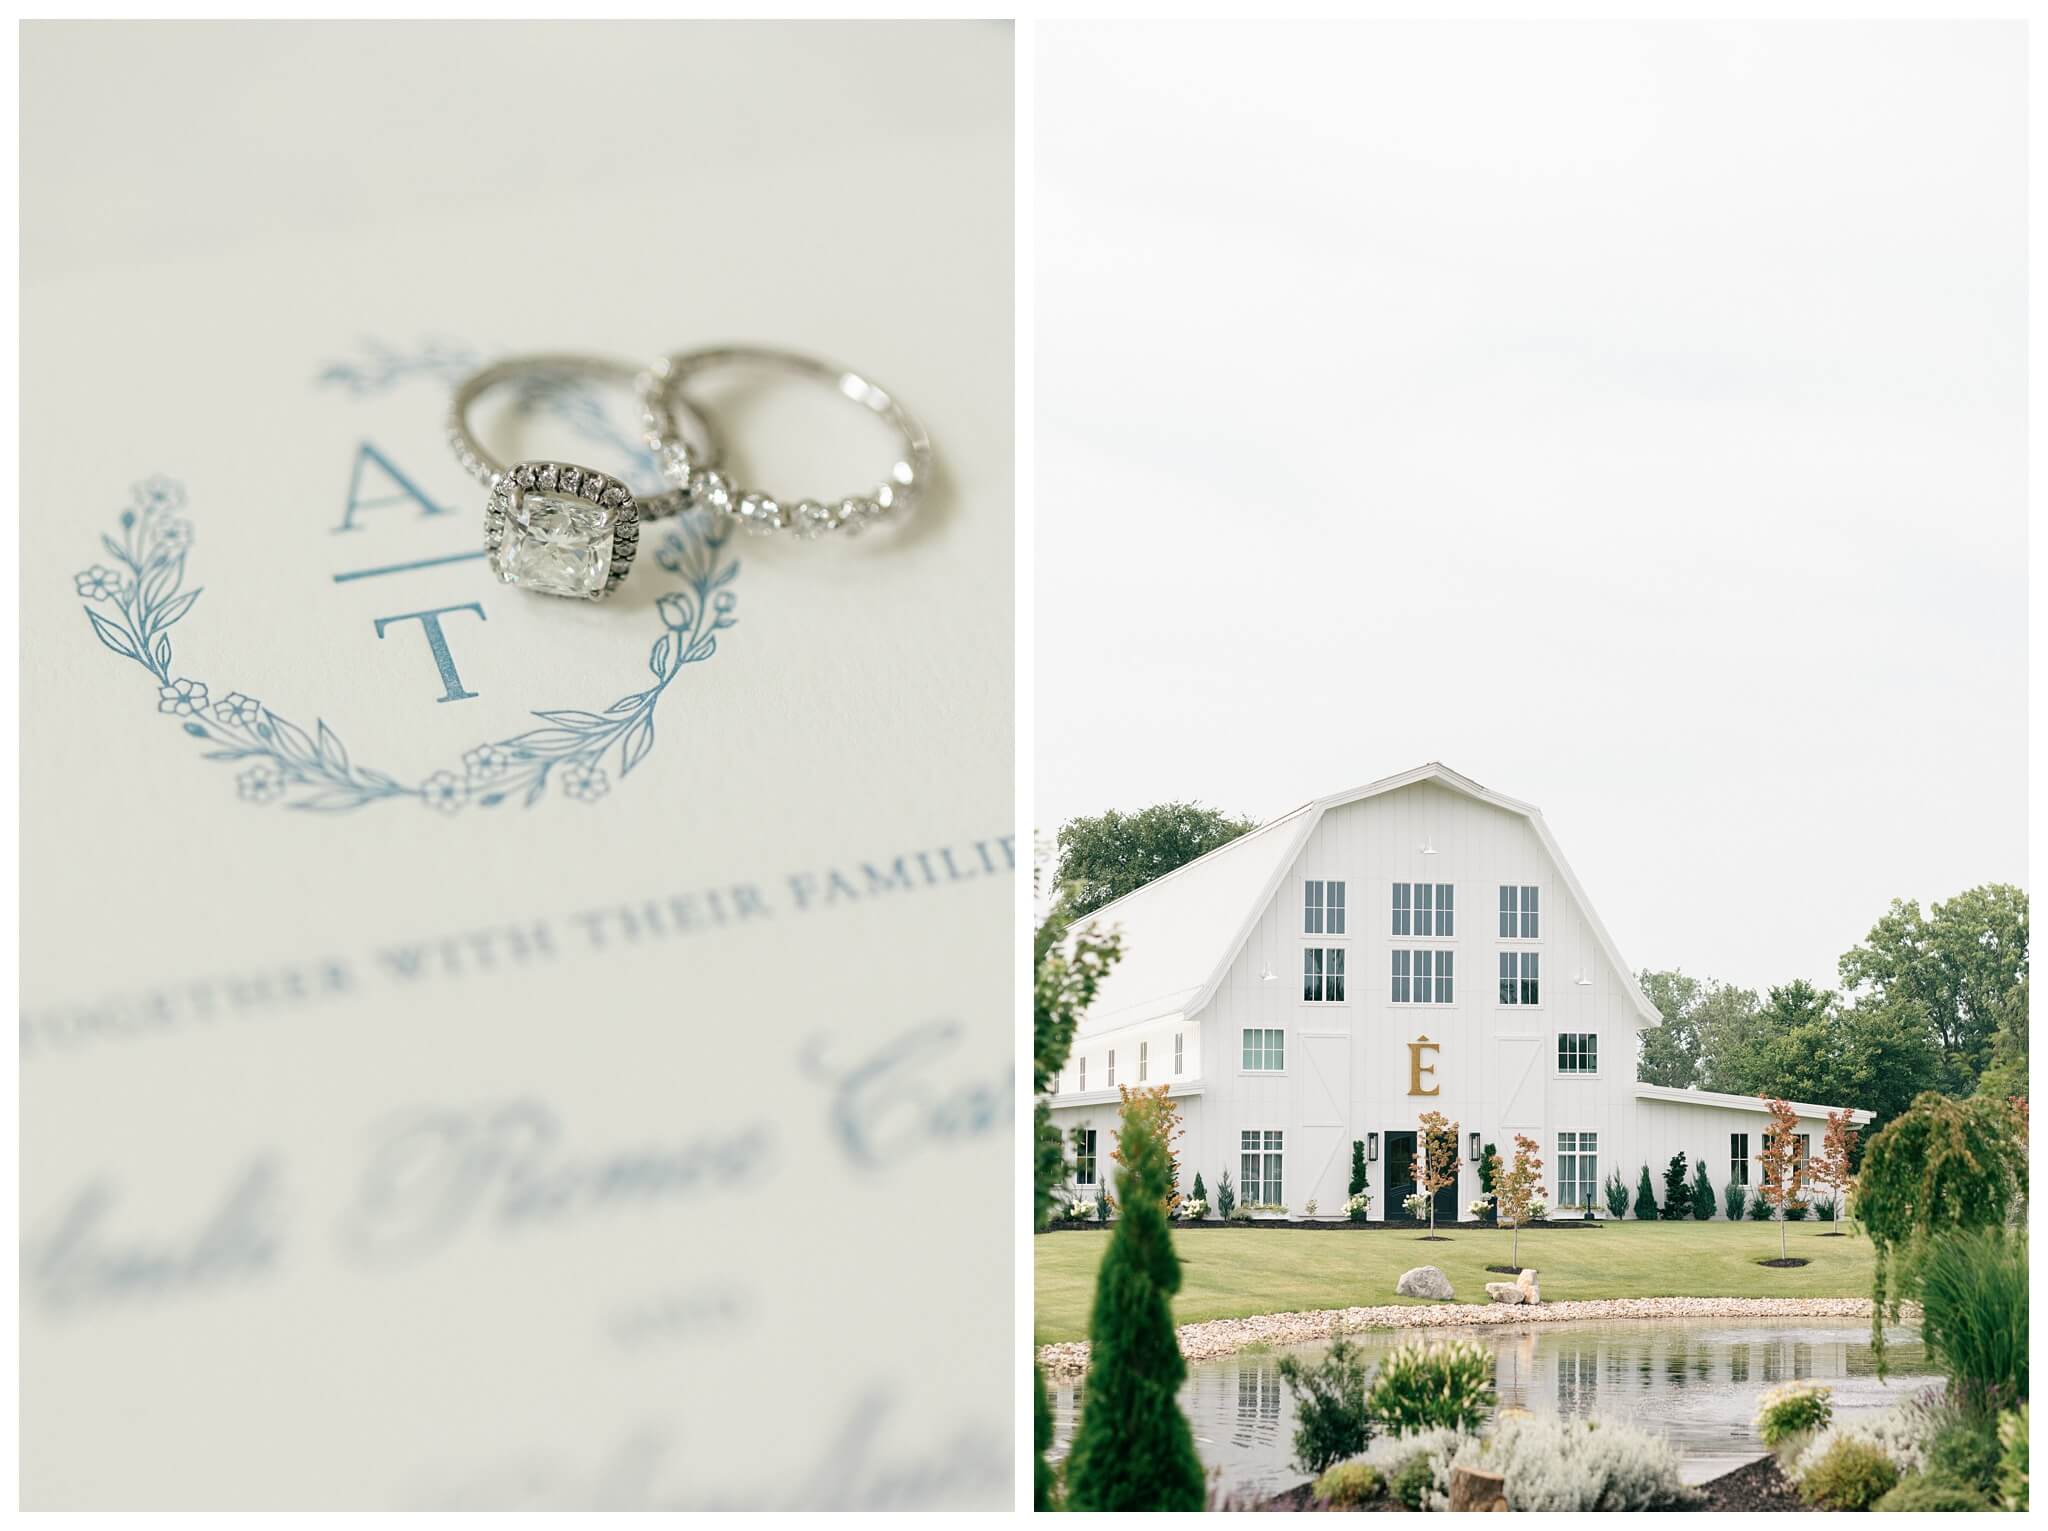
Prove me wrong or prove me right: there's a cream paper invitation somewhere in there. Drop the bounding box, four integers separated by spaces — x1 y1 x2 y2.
19 22 1015 1510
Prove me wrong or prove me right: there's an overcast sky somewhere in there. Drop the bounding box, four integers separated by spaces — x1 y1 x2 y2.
1035 21 2027 994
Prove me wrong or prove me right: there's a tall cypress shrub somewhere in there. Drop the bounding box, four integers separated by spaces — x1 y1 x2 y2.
1349 1140 1368 1198
1690 1158 1717 1220
1064 1106 1205 1510
1661 1151 1692 1219
1634 1164 1658 1220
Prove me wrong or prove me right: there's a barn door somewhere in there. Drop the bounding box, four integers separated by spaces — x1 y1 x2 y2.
1299 1033 1350 1214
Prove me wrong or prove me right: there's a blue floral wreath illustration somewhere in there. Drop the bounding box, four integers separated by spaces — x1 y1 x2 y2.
72 346 739 813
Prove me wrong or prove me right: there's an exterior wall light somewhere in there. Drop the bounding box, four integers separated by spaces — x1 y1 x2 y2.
1469 1132 1482 1161
1367 1133 1378 1162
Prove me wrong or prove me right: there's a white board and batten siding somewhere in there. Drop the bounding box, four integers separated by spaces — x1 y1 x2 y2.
1047 765 1871 1219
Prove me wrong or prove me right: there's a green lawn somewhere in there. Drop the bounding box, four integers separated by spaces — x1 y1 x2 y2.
1034 1221 1875 1344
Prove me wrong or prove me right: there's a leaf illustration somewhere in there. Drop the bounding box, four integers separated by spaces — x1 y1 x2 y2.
153 634 172 672
621 715 655 775
499 728 586 756
532 710 610 728
606 691 647 715
649 634 672 678
148 587 203 634
84 606 139 660
142 554 184 608
315 720 352 774
101 533 129 565
263 709 318 765
288 791 373 813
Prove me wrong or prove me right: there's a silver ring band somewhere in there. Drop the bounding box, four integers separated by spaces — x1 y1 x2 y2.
447 352 720 520
638 345 932 538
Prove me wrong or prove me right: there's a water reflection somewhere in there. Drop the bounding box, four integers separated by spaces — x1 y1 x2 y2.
1048 1318 1934 1501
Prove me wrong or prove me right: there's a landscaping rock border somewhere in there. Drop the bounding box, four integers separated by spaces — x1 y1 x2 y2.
1036 1296 1908 1380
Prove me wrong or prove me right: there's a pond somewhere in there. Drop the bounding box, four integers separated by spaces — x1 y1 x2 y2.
1047 1317 1936 1498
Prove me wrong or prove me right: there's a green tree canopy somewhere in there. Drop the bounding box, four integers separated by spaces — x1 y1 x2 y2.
1052 801 1258 920
1839 884 2029 1093
1635 970 1761 1091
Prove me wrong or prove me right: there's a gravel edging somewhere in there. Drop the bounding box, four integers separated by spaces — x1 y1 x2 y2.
1036 1296 1908 1380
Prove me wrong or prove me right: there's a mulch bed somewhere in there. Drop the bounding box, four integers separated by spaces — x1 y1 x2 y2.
1484 1264 1526 1274
1261 1455 1800 1513
1041 1220 1600 1234
1694 1454 1803 1511
1755 1257 1810 1268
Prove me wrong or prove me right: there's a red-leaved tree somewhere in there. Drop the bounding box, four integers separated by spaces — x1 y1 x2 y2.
1757 1097 1809 1260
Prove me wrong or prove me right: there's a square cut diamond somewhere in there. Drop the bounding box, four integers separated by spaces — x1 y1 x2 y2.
490 487 616 598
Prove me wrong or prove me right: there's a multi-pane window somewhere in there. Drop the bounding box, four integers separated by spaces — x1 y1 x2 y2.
1075 1128 1098 1185
1392 882 1455 937
1730 1132 1749 1186
1303 947 1347 1002
1795 1133 1810 1165
1107 1049 1116 1088
1174 1032 1184 1075
1139 1040 1149 1082
1392 949 1454 1003
1499 885 1540 939
1499 950 1540 1005
1078 1056 1087 1092
1556 1032 1598 1073
1557 1130 1597 1208
1304 879 1347 935
1242 1028 1285 1071
1241 1129 1284 1205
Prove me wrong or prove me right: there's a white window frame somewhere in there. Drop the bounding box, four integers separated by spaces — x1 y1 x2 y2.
1240 1128 1284 1206
1301 946 1348 1004
1173 1031 1184 1075
1392 881 1456 939
1078 1055 1086 1092
1107 1049 1116 1088
1498 949 1541 1007
1556 1129 1598 1209
1303 878 1348 937
1499 884 1542 941
1241 1027 1285 1072
1391 948 1455 1004
1138 1040 1149 1082
1730 1131 1749 1186
1555 1030 1598 1075
1075 1128 1098 1186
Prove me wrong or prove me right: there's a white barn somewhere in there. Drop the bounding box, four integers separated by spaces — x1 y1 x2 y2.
1048 764 1869 1221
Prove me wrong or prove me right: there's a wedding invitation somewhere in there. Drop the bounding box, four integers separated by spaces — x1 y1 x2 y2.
19 21 1015 1509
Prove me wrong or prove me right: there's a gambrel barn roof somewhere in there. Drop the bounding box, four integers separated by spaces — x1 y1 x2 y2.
1068 762 1665 1037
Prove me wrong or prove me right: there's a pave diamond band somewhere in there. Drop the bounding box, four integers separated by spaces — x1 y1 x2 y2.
639 346 933 539
448 353 719 601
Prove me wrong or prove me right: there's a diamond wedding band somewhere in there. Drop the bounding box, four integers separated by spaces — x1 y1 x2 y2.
639 345 932 539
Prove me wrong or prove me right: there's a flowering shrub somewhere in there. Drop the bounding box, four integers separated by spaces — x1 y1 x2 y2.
1467 1194 1495 1220
1402 1192 1430 1220
1796 1438 1898 1510
1304 1198 1319 1217
1527 1200 1548 1221
1788 1390 1946 1482
1357 1427 1466 1511
1227 1201 1253 1223
1068 1200 1099 1222
1345 1191 1373 1222
1367 1338 1496 1435
1177 1197 1207 1221
1755 1380 1833 1448
1310 1460 1385 1508
1444 1415 1697 1510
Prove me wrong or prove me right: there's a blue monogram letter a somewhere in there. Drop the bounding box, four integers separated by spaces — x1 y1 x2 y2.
335 442 450 533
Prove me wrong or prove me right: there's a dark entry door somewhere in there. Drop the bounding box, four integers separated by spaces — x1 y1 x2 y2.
1385 1130 1458 1224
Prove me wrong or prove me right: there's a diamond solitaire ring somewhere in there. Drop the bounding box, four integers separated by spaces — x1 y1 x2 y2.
447 354 720 601
639 346 932 539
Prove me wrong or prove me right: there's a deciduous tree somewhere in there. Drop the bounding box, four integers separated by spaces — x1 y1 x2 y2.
1416 1110 1461 1236
1756 1097 1809 1261
1493 1133 1547 1266
1052 801 1258 920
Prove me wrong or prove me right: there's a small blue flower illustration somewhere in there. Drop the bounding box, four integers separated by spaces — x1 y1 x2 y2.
421 770 467 814
463 742 514 781
74 566 119 600
714 590 736 615
154 520 194 554
213 692 263 728
133 476 185 518
657 593 694 630
561 762 610 803
656 535 686 574
237 763 287 804
157 677 209 716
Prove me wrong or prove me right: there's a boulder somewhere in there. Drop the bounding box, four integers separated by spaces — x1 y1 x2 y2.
1395 1265 1454 1299
1484 1281 1525 1304
1516 1268 1541 1304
